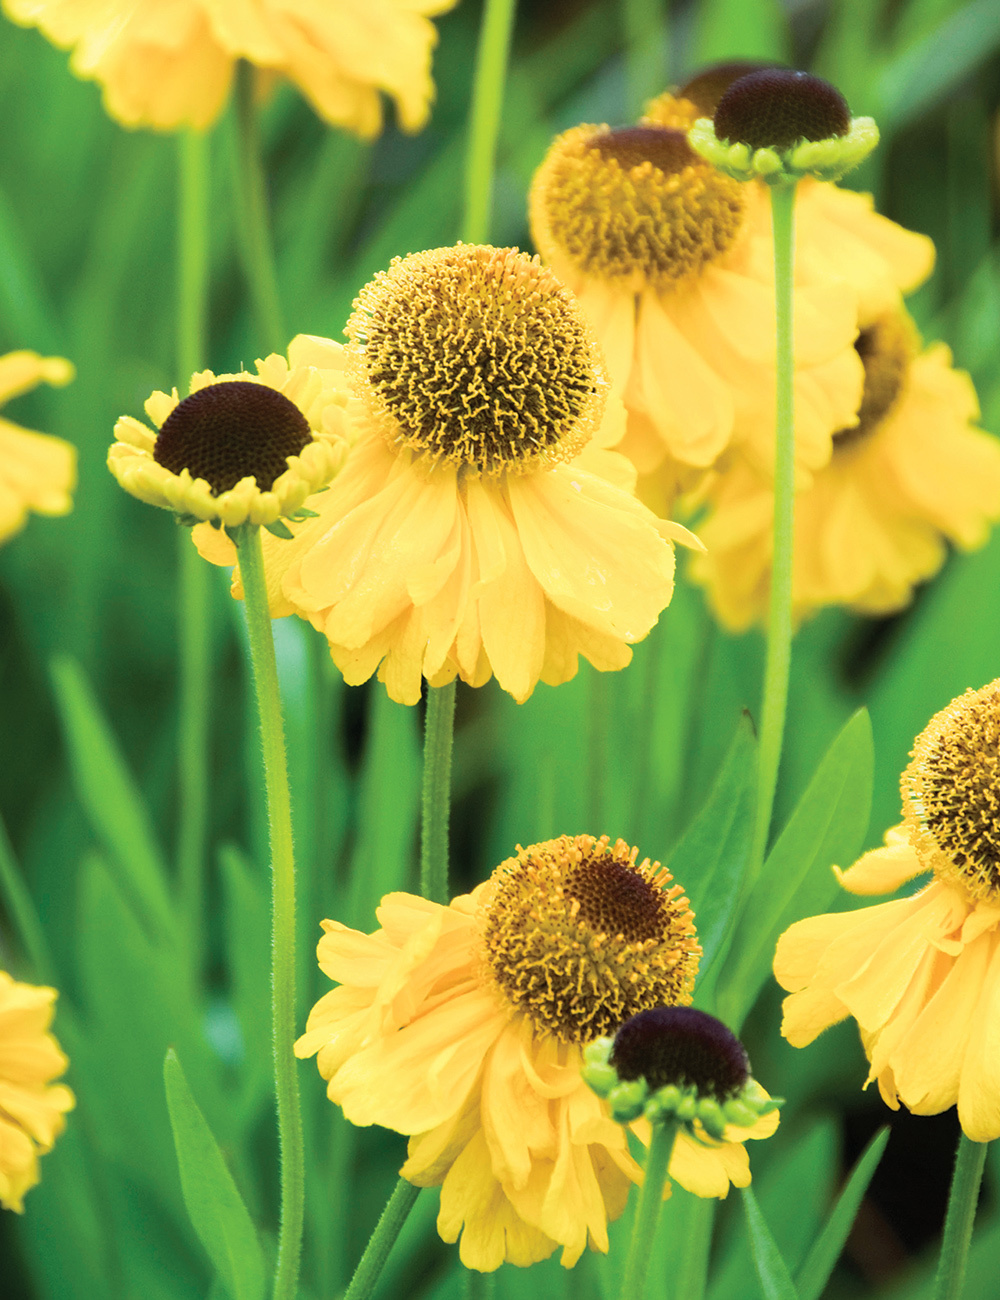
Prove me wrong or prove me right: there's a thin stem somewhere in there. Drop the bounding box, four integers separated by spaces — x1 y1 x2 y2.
622 0 667 120
420 681 457 905
750 180 798 874
343 1177 420 1300
933 1132 988 1300
0 815 57 984
619 1120 678 1300
233 524 304 1300
231 61 285 353
462 0 518 243
175 129 212 959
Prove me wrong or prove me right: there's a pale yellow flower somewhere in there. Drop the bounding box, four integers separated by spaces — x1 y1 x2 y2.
296 835 774 1271
692 310 1000 629
196 247 697 705
775 682 1000 1141
3 0 457 134
0 970 74 1213
108 335 349 528
0 351 75 545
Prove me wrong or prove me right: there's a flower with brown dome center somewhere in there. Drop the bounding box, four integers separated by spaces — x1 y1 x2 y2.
691 306 1000 628
195 250 696 705
776 679 1000 1140
482 835 700 1042
296 833 775 1271
108 340 350 529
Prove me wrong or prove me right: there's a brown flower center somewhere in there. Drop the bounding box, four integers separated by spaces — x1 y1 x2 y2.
530 123 745 289
903 680 1000 904
834 314 914 449
346 244 606 475
611 1006 750 1099
481 834 701 1042
713 69 851 151
154 381 312 494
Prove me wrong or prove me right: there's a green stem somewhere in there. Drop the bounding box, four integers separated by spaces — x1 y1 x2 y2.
588 667 609 835
343 1177 420 1300
750 180 798 875
622 0 667 120
420 681 457 905
232 524 304 1300
462 0 518 243
231 61 285 353
934 1132 988 1300
619 1120 678 1300
175 130 212 960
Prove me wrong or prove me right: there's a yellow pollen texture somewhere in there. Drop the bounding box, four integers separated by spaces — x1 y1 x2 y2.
481 834 701 1043
904 680 1000 905
834 313 915 449
346 244 607 475
530 123 745 289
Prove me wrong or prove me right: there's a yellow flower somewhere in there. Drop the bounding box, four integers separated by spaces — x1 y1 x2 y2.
775 681 1000 1140
296 835 774 1270
0 351 75 545
691 310 1000 630
0 970 75 1213
529 105 864 492
197 246 695 705
108 336 349 528
3 0 457 134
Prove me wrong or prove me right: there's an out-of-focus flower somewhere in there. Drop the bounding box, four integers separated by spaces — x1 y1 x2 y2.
0 351 75 545
0 970 75 1213
691 310 1000 629
528 105 865 495
3 0 457 134
775 681 1000 1140
295 835 772 1270
200 247 696 705
109 336 349 531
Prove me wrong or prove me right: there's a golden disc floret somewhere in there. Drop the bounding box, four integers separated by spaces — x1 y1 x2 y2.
834 312 915 448
530 123 746 290
346 244 608 475
903 680 1000 905
481 834 701 1043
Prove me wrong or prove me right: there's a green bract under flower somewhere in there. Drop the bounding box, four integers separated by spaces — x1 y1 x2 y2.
688 68 878 184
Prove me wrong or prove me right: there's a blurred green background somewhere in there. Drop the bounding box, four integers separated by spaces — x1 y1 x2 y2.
3 0 1000 1296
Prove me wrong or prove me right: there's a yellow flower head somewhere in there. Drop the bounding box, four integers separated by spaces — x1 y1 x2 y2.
0 970 75 1213
529 99 865 488
297 835 773 1270
775 680 1000 1140
3 0 457 134
0 350 76 545
197 250 696 705
692 309 1000 630
108 338 349 528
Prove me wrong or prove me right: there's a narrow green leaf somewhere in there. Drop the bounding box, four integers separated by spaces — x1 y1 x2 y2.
742 1186 801 1300
50 655 175 940
718 709 873 1028
263 519 294 539
665 716 756 999
877 0 1000 129
795 1127 890 1300
164 1050 266 1300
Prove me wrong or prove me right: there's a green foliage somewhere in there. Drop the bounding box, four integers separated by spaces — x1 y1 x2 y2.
741 1186 800 1300
164 1050 267 1300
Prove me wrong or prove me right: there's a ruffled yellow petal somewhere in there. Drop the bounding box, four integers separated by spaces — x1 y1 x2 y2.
834 825 927 895
956 932 1000 1140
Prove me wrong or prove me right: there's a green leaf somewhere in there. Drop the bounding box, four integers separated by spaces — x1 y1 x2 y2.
876 0 1000 129
219 844 272 1128
164 1050 266 1300
50 655 175 941
795 1128 890 1300
264 519 294 539
717 709 874 1028
665 716 756 1003
742 1186 801 1300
